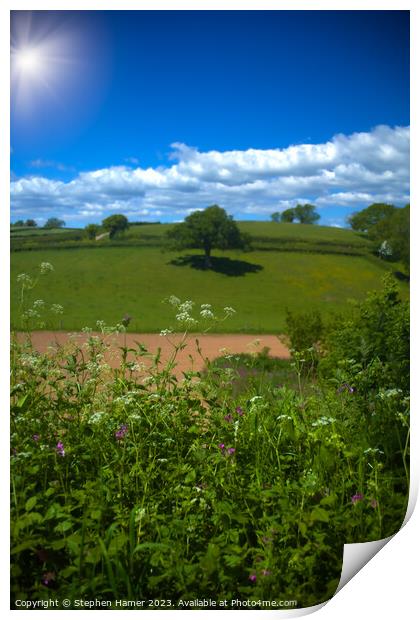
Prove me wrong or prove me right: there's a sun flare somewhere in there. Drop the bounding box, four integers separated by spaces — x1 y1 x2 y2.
15 47 43 75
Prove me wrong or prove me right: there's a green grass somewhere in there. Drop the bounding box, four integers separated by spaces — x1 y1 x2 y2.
10 242 407 332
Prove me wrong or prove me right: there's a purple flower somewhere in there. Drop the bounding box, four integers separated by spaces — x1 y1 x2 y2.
351 493 364 504
115 424 128 441
338 383 356 394
224 414 233 423
56 442 65 457
218 443 225 451
236 406 244 416
248 574 257 583
227 447 236 455
32 434 40 442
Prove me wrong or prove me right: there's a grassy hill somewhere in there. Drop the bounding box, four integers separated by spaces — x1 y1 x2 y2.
10 222 408 332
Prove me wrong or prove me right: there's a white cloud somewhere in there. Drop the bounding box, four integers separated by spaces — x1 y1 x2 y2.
10 125 409 225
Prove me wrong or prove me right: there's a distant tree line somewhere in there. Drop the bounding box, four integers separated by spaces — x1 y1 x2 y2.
271 204 320 224
348 203 409 272
11 217 66 228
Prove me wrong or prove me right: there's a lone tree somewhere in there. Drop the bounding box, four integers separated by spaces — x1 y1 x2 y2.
294 204 320 224
271 212 281 223
44 217 65 229
167 205 250 268
102 214 129 239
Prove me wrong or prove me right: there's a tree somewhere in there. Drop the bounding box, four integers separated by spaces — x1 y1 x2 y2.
347 203 396 233
280 208 296 223
25 219 37 227
372 205 409 271
85 224 101 240
12 220 24 227
294 204 320 224
271 212 281 223
44 217 65 229
102 214 129 239
167 205 250 268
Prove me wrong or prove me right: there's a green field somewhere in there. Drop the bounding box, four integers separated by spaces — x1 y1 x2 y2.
10 222 408 332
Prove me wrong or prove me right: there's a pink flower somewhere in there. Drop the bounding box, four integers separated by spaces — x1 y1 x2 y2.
56 442 65 457
249 574 257 583
351 493 364 504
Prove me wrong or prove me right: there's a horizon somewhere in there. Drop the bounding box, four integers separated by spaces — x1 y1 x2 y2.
10 10 410 228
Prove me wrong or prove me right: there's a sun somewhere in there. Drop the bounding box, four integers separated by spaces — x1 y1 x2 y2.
15 47 43 75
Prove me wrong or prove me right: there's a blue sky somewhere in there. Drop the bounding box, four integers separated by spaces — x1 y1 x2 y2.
10 10 410 227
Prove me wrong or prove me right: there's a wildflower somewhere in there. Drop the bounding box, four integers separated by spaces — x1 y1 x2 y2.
167 295 181 307
261 569 272 577
160 328 173 336
223 306 236 316
218 443 225 451
50 304 64 315
56 442 65 457
337 383 355 394
41 571 56 587
32 434 40 442
115 424 128 441
227 447 236 455
40 262 54 274
236 406 244 416
351 493 364 504
224 414 233 423
248 574 257 583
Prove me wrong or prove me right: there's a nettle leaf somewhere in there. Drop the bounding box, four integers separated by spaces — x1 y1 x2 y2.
25 496 37 512
54 520 73 534
310 507 330 523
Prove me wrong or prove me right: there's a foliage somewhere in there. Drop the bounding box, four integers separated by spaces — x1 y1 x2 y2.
285 308 324 353
347 203 396 233
102 214 129 239
280 208 296 223
272 205 320 224
44 218 65 229
10 266 409 608
370 205 409 271
294 204 320 224
85 224 101 240
167 205 250 267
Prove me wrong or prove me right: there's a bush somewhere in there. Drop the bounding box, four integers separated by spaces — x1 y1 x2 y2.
285 308 323 352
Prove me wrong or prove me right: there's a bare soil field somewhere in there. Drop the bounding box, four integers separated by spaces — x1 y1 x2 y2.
17 331 290 378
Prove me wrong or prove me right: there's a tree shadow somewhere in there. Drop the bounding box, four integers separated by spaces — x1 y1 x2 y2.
169 254 264 277
394 270 410 282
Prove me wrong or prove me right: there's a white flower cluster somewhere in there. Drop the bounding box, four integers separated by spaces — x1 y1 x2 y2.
175 300 197 326
159 328 173 337
50 304 64 315
378 388 403 400
17 273 33 287
311 416 337 428
223 306 236 317
200 304 215 320
88 412 105 425
40 262 54 275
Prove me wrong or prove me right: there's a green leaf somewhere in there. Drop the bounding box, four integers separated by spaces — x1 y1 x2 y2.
310 507 330 523
25 496 37 512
